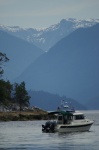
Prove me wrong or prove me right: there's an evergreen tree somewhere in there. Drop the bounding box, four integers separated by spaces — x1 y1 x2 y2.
14 82 30 111
0 52 9 77
0 52 10 106
0 80 13 106
0 52 31 111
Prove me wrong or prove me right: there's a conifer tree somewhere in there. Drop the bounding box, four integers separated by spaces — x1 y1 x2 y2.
0 52 9 77
14 82 30 111
0 52 9 105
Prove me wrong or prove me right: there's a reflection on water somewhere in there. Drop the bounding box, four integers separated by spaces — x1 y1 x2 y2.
0 111 99 150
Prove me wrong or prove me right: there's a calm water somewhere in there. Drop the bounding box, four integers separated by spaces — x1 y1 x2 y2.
0 111 99 150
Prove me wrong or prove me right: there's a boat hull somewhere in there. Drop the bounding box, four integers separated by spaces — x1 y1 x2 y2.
56 121 94 133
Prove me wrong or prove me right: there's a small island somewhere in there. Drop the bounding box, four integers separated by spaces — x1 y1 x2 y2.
0 106 48 121
0 53 48 121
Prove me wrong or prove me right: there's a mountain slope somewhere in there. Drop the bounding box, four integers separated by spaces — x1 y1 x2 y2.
0 30 43 80
0 18 99 51
29 91 86 111
16 23 99 103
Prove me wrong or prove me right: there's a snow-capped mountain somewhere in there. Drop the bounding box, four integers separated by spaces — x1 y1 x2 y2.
0 18 99 52
16 23 99 104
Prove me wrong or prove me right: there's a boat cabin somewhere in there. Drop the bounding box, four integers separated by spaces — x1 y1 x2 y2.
57 111 85 124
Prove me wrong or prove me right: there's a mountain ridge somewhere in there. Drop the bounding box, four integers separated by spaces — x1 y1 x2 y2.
1 19 99 110
0 18 99 51
16 23 99 105
0 30 43 80
29 90 86 111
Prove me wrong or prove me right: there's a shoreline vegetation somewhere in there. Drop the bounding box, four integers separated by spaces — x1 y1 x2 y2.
0 106 57 121
0 110 48 121
0 52 55 122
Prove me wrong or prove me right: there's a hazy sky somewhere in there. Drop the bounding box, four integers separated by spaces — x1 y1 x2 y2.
0 0 99 28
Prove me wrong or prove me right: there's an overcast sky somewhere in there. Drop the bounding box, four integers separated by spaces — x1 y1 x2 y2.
0 0 99 29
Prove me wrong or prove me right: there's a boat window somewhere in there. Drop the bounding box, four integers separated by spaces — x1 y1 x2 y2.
58 115 63 121
67 115 73 120
63 115 73 124
57 115 63 124
75 115 84 120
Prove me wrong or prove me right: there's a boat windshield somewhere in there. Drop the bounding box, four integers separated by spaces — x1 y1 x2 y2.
74 114 85 120
57 114 73 124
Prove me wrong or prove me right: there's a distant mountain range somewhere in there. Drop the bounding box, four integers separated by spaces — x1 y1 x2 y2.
29 90 86 111
0 18 99 110
16 23 99 108
0 30 43 80
0 18 99 52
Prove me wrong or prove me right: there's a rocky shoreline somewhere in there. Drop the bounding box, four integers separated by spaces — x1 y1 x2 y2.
0 111 48 121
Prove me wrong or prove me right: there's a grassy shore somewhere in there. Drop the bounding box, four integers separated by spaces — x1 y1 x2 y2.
0 110 48 121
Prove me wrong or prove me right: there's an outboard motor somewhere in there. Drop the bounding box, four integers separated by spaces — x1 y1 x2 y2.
42 121 56 132
42 121 51 132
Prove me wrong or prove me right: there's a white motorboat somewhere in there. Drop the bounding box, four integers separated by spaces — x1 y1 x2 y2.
42 101 94 133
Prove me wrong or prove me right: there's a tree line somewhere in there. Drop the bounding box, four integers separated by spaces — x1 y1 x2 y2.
0 52 30 111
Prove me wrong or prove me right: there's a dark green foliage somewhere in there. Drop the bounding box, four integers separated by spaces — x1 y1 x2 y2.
0 79 13 106
0 52 11 106
0 52 30 110
0 80 31 110
13 82 30 111
0 52 9 77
